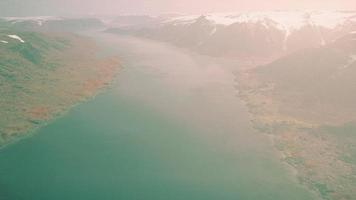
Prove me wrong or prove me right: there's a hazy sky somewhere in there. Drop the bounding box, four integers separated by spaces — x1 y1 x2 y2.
1 0 355 16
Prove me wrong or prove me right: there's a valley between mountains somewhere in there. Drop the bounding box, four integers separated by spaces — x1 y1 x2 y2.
1 11 356 200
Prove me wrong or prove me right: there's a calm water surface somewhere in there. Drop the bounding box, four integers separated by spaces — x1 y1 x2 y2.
0 32 317 200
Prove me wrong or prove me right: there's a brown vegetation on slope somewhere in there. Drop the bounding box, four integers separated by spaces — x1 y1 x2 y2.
236 35 356 200
0 32 120 146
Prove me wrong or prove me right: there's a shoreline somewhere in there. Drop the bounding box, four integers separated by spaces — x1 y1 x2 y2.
0 68 120 151
235 66 356 200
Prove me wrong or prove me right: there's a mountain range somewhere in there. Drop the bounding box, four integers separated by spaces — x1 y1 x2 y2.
107 11 356 58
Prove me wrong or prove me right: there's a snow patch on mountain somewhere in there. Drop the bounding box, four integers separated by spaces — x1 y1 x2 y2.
209 26 217 35
163 15 201 25
342 54 356 69
205 14 243 26
7 35 25 43
4 16 63 26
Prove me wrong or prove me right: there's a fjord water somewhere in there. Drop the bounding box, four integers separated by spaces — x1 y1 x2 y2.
0 33 316 200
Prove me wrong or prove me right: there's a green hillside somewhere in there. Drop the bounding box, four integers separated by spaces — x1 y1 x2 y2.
0 29 119 146
237 33 356 200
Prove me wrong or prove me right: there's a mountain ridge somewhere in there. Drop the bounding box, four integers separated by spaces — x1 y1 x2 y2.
106 11 356 58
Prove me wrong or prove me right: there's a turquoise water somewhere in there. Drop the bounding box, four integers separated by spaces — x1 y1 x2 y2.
0 33 317 200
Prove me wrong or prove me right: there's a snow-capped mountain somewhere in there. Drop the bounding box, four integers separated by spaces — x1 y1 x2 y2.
165 11 356 30
107 11 356 58
2 11 355 58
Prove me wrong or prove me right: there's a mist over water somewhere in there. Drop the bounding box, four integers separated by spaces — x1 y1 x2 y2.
0 33 317 200
1 0 355 198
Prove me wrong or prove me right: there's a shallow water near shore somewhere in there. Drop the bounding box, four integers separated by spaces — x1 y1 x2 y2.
0 32 318 200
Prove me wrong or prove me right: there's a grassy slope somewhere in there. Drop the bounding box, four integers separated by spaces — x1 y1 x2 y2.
237 35 356 199
0 29 119 146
